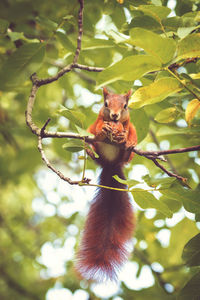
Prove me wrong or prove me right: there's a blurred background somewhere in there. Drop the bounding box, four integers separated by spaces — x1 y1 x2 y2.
0 0 200 299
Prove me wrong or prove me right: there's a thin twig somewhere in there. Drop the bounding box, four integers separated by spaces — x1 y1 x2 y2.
37 135 90 185
151 158 187 182
166 67 200 101
149 129 178 174
131 145 200 158
41 118 51 137
25 0 200 189
73 63 104 72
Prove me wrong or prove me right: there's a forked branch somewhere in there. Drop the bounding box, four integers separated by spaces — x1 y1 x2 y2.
26 0 200 187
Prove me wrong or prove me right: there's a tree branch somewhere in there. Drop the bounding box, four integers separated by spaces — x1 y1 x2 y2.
38 135 91 185
151 158 187 182
130 145 200 158
25 0 200 188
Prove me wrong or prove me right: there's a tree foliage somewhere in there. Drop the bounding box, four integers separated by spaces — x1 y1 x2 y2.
0 0 200 299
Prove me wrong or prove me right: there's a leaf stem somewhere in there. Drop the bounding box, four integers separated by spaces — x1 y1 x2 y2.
81 138 87 181
166 67 200 100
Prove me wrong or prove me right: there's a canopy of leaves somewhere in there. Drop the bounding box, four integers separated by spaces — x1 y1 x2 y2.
0 0 200 299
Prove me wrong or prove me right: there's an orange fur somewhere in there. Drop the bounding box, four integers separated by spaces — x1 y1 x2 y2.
76 88 137 281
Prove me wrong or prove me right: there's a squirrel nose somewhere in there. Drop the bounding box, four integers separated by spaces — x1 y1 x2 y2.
111 113 119 121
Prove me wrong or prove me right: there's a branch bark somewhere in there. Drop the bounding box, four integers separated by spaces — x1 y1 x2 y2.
25 0 200 187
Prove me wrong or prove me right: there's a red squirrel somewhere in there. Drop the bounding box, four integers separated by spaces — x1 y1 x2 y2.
76 87 137 281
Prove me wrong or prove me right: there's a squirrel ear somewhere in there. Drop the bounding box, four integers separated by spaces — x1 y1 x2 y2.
103 87 109 99
125 89 133 102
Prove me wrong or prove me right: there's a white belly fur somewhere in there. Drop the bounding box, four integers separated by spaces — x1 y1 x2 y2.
97 142 120 162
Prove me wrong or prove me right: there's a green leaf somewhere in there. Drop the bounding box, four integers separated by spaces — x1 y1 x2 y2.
162 16 183 31
82 38 115 50
63 140 84 152
127 15 162 31
139 5 171 19
96 55 161 89
177 26 197 39
155 107 179 123
129 77 182 109
0 43 45 91
0 18 9 34
161 186 200 214
113 175 140 187
75 125 94 137
182 233 200 266
143 175 176 188
7 31 26 42
56 31 76 53
57 106 86 128
128 28 176 64
36 16 58 31
132 189 173 217
177 33 200 61
130 108 149 143
160 196 182 213
177 271 200 300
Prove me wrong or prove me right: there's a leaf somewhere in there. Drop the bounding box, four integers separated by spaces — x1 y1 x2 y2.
177 33 200 61
177 271 200 300
0 18 9 34
185 99 200 124
75 125 94 137
128 28 176 64
96 55 161 89
132 189 173 217
143 175 176 188
63 140 84 152
113 175 140 187
139 5 171 19
127 15 162 31
161 186 200 214
162 16 183 31
7 31 26 42
130 108 149 143
36 16 58 31
56 31 76 52
57 106 86 128
0 43 45 91
182 233 200 266
82 38 115 50
160 196 182 213
106 30 129 44
155 107 179 123
129 77 182 109
177 26 197 39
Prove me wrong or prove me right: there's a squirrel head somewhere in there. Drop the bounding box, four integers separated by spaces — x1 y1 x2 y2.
102 87 132 123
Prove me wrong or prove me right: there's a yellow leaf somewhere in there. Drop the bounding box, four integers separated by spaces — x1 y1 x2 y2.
129 77 182 109
185 99 200 124
117 0 124 3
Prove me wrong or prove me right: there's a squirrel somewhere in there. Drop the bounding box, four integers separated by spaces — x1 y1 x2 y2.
76 87 137 282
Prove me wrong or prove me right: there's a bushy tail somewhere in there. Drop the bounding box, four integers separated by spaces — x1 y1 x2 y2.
76 165 135 282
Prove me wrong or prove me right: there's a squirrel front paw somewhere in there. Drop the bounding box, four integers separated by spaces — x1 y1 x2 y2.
102 122 113 135
112 130 127 144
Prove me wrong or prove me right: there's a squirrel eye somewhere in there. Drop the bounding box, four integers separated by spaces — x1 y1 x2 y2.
105 101 108 108
124 103 127 109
